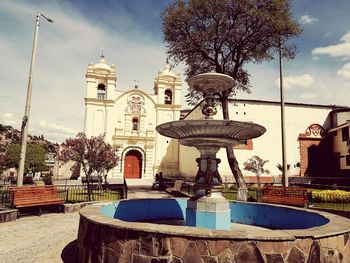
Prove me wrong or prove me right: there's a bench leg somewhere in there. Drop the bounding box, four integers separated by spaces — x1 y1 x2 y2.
16 210 20 219
38 207 42 216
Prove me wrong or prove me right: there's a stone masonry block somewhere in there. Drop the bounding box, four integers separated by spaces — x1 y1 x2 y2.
170 237 189 258
182 242 202 263
208 240 230 256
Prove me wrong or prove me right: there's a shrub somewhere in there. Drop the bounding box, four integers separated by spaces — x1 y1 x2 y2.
43 172 53 185
312 190 350 203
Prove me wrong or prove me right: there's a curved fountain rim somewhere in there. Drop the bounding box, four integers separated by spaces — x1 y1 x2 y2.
80 199 350 241
156 119 266 129
156 119 266 140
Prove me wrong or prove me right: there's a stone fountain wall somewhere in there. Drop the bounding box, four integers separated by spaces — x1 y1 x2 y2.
77 211 350 263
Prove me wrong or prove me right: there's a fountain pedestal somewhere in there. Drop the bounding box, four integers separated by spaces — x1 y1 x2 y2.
186 189 231 230
185 144 231 230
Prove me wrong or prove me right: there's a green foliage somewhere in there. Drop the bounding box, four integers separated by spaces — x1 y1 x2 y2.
243 156 270 176
162 0 301 193
243 155 270 187
43 172 53 185
223 188 260 202
276 163 291 171
58 188 121 203
5 143 47 173
59 133 119 201
162 0 302 104
0 154 8 171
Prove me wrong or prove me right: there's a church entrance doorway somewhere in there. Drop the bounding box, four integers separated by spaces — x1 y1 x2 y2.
124 150 142 179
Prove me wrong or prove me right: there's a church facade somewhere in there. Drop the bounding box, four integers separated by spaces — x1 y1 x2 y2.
84 56 181 181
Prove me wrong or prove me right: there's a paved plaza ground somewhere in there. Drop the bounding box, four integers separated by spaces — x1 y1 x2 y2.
0 186 170 263
0 212 79 263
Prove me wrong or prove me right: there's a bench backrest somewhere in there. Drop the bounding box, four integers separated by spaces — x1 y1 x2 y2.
9 185 60 200
262 186 308 199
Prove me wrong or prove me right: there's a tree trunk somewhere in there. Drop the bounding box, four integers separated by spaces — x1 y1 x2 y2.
86 174 92 202
220 97 248 201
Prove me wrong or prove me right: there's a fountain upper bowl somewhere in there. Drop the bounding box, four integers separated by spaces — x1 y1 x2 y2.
188 72 234 93
156 119 266 147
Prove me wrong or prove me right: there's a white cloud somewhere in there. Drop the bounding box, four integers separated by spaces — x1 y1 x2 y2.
35 120 79 143
299 13 318 25
300 84 332 101
276 74 314 89
337 63 350 78
0 113 19 127
300 93 317 100
312 31 350 59
39 120 76 135
0 1 172 143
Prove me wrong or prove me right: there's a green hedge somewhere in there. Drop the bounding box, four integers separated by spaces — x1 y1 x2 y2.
312 190 350 203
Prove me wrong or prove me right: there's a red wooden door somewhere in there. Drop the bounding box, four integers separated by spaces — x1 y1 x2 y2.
124 151 142 178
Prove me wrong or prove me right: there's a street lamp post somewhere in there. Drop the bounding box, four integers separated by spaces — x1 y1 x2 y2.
279 42 288 187
17 12 53 186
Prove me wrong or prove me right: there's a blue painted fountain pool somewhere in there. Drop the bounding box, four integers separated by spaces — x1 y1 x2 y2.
78 198 350 262
100 198 329 230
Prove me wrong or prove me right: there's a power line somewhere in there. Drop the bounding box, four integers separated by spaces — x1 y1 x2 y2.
0 94 81 104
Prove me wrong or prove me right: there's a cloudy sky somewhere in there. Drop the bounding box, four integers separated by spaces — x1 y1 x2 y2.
1 0 350 143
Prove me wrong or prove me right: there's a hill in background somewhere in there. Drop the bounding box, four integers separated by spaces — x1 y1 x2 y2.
0 123 58 154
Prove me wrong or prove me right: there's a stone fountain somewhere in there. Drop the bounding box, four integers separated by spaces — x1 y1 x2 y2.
77 72 350 262
156 72 266 230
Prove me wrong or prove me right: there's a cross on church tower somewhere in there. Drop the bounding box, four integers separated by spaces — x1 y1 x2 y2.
133 80 140 89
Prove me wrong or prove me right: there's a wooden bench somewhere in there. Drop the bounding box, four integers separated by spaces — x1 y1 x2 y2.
81 175 102 185
261 186 309 207
165 180 193 197
9 185 64 217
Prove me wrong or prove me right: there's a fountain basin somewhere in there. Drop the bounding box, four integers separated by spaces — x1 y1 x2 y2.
78 199 350 262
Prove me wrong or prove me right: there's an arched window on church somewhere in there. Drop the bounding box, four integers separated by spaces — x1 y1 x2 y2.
97 83 106 100
164 89 172 104
132 117 139 132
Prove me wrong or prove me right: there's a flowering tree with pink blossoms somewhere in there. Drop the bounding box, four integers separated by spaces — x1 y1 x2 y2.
59 132 119 201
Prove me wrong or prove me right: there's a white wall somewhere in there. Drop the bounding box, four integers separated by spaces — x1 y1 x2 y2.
179 100 333 179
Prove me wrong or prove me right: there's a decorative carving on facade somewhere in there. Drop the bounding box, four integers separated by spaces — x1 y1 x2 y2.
305 124 325 138
125 95 145 115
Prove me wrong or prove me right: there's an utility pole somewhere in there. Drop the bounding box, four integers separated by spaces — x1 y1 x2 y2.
279 41 288 187
17 12 53 186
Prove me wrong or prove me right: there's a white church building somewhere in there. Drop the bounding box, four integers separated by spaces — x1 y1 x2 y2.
84 56 181 182
83 56 350 183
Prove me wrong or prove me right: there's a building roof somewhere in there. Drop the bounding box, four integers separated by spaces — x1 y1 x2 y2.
230 98 348 109
330 107 350 113
180 98 349 120
328 121 350 132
